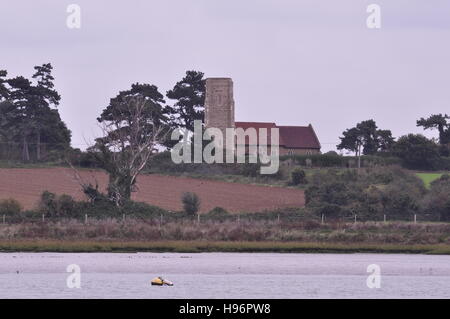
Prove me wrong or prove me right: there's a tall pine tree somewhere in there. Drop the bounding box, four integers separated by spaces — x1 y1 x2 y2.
166 70 205 132
0 64 70 161
31 63 62 160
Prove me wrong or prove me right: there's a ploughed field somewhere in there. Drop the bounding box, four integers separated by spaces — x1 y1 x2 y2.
0 168 305 213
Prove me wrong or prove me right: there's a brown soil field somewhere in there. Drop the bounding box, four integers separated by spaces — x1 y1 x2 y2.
0 168 305 213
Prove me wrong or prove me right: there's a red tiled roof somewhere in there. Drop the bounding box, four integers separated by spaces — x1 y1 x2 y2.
235 122 277 130
278 125 321 149
234 122 321 149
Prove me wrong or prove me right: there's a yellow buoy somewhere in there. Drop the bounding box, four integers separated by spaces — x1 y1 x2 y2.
151 277 173 286
151 277 164 286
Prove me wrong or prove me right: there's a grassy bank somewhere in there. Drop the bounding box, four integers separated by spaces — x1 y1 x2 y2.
1 219 450 254
1 240 450 254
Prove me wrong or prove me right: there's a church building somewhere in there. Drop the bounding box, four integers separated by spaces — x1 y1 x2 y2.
204 78 321 155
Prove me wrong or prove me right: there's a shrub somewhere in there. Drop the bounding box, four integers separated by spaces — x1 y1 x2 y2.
316 204 345 220
0 198 22 216
82 183 109 203
291 168 307 185
239 163 260 177
305 167 426 221
36 191 171 220
280 154 401 169
392 134 441 170
305 182 352 207
119 200 168 219
38 191 78 217
421 174 450 221
208 207 230 216
206 207 231 221
63 199 163 220
56 194 77 217
380 180 424 220
181 192 201 216
38 191 57 216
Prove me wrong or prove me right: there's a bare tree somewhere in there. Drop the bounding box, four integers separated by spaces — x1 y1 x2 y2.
93 95 168 206
65 163 105 204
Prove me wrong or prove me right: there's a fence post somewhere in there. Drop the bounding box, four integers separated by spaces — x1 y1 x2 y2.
321 214 324 224
237 215 240 224
42 214 45 223
414 214 417 224
384 214 386 223
85 214 88 224
197 214 200 225
354 214 357 224
122 214 125 223
277 214 280 223
2 215 5 225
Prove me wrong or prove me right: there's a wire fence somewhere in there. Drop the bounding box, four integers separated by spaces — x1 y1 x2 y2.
0 212 439 226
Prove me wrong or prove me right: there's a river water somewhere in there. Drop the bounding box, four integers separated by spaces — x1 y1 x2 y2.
0 253 449 299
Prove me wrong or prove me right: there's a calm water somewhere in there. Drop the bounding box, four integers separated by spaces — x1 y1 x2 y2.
0 253 449 299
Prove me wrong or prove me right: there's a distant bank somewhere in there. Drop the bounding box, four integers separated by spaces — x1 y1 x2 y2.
1 240 450 255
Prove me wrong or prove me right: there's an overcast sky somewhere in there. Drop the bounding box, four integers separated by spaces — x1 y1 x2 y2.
2 0 450 152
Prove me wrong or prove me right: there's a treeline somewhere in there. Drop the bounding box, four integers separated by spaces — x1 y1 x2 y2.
305 167 450 222
0 67 206 163
2 64 449 174
0 65 71 162
337 118 450 171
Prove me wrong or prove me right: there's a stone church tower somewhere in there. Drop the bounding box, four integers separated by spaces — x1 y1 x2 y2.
204 78 235 136
203 77 321 155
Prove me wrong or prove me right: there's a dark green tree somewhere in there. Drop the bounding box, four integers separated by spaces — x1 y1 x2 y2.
0 70 9 145
5 76 34 161
0 70 9 100
337 127 363 168
98 83 167 124
421 174 450 221
31 63 62 160
377 129 396 151
97 83 173 145
392 134 440 170
417 114 450 145
337 127 363 155
0 65 70 161
39 108 71 153
291 168 307 185
181 192 201 216
338 120 394 168
356 120 380 155
166 71 205 132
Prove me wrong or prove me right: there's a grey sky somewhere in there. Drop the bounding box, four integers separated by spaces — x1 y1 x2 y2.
2 0 450 152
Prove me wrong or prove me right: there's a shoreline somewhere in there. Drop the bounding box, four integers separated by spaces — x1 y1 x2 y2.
1 240 450 254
